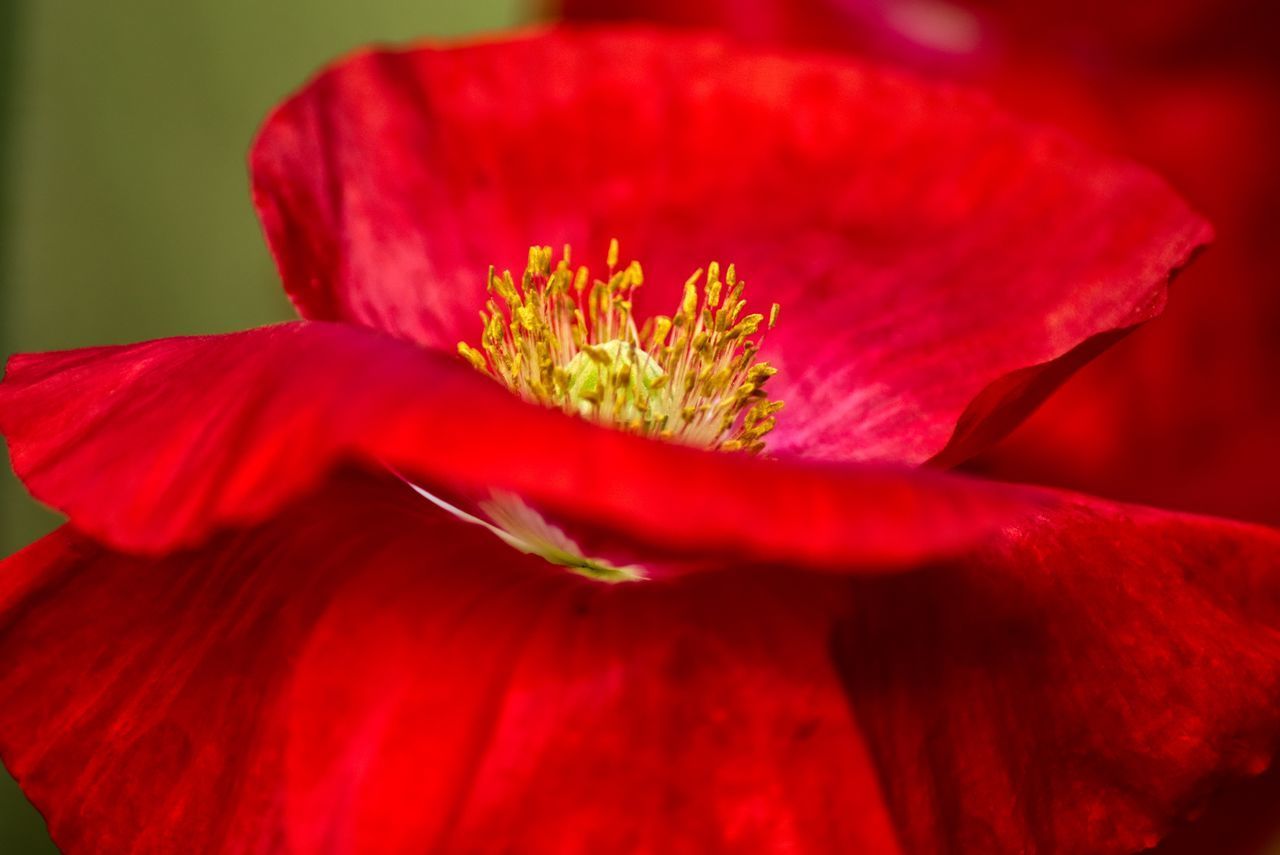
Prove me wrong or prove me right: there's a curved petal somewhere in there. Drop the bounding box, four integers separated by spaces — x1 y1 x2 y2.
834 494 1280 855
5 473 1280 853
0 469 905 854
251 26 1209 466
556 3 1280 531
0 322 1038 569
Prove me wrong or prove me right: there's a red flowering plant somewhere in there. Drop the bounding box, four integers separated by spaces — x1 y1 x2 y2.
2 25 1279 855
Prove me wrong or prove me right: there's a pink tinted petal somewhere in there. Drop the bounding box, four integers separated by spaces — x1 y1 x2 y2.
835 493 1280 854
0 470 904 854
0 322 1037 569
251 26 1208 466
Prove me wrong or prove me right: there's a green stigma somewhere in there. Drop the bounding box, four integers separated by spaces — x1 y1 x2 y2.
564 338 666 424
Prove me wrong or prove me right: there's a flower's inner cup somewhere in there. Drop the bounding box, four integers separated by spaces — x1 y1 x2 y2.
425 241 785 583
458 240 783 453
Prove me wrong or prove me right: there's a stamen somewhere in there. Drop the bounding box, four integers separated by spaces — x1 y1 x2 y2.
457 241 784 453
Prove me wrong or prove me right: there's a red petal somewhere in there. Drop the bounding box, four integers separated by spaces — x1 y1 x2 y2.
1151 763 1280 854
5 472 1280 853
0 322 1035 569
251 26 1209 465
0 470 906 854
834 494 1280 854
558 4 1280 530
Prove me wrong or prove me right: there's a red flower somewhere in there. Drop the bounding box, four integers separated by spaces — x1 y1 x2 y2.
557 0 1280 530
1 26 1278 854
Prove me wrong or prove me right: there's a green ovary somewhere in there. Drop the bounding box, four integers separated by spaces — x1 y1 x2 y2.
564 338 667 424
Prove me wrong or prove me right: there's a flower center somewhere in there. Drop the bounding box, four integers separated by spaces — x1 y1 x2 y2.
458 240 783 453
564 338 666 424
439 241 785 583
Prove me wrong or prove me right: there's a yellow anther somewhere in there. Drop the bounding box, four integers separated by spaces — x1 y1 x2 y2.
584 344 613 365
457 241 784 453
707 276 722 310
457 342 488 372
650 316 673 348
681 274 701 317
728 313 763 339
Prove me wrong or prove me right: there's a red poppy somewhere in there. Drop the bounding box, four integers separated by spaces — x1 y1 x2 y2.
2 26 1279 854
556 0 1280 530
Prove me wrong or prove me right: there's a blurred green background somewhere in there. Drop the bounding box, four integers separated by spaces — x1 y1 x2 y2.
0 1 522 849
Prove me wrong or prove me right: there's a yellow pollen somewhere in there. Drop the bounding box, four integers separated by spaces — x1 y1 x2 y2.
458 242 785 453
